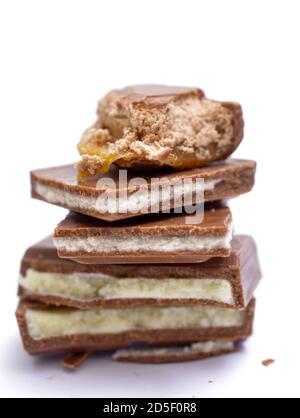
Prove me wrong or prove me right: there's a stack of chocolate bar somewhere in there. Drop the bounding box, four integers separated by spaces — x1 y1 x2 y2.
16 85 261 367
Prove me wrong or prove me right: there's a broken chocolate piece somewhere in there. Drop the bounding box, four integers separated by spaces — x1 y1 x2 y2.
16 299 255 356
53 207 233 264
31 159 256 222
62 352 93 369
113 340 237 364
76 85 244 177
19 235 261 309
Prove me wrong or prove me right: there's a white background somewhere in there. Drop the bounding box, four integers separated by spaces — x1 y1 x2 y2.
0 0 299 398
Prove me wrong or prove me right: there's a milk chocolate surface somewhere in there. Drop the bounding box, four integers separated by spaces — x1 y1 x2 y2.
53 207 233 264
105 85 205 104
31 159 256 221
20 235 261 309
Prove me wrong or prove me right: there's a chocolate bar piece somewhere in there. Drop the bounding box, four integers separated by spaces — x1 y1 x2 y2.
62 352 93 369
113 340 238 364
53 207 233 264
16 299 255 355
31 159 256 222
76 85 244 177
19 235 260 309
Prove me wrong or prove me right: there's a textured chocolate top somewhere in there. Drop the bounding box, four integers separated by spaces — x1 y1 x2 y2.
108 84 204 105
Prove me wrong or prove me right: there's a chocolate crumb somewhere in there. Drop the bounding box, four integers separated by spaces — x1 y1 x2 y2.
62 352 93 369
262 359 275 367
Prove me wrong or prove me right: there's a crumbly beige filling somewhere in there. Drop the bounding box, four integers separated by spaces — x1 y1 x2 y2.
25 305 245 340
20 269 234 304
77 93 235 176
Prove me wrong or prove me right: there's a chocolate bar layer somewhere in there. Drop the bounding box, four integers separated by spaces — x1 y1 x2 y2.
53 207 233 264
31 159 256 222
76 85 244 176
16 300 255 355
19 235 260 309
113 340 238 364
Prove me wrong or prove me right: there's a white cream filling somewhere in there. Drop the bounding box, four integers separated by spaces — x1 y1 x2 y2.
34 178 221 214
113 340 234 359
25 305 245 340
53 224 233 254
19 269 234 304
